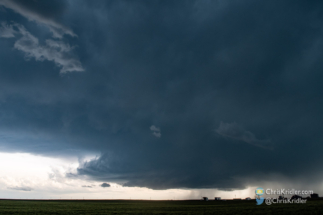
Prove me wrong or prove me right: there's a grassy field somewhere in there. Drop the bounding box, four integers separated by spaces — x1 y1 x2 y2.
0 199 323 215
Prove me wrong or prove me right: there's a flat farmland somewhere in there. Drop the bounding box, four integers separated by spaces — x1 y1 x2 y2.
0 199 323 214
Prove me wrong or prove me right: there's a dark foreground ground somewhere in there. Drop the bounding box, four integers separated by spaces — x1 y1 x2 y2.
0 199 323 215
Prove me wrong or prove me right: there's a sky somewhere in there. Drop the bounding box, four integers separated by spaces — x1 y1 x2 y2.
0 0 323 199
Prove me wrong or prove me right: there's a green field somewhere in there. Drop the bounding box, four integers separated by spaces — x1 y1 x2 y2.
0 199 323 215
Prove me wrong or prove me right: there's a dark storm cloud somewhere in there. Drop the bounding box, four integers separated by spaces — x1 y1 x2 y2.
216 122 272 149
1 0 323 190
100 183 110 188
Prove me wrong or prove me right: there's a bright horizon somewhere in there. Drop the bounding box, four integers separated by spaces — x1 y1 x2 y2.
0 152 257 200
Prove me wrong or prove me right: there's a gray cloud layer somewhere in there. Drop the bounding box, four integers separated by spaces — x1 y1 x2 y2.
0 22 15 37
216 122 272 149
100 183 110 188
1 0 323 191
150 125 161 138
7 186 33 191
0 0 75 38
0 0 83 73
6 23 83 73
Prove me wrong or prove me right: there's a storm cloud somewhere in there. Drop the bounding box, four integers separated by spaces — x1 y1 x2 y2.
216 122 272 149
100 183 110 188
1 0 323 192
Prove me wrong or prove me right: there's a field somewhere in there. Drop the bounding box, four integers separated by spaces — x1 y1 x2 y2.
0 199 323 214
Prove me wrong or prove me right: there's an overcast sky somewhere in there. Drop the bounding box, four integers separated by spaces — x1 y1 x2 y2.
0 0 323 199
